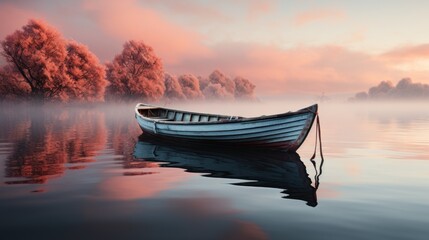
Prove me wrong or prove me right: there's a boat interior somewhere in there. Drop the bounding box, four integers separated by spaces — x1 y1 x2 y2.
137 107 244 123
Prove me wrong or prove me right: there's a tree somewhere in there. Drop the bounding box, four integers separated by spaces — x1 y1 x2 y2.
368 81 393 99
1 19 71 101
65 42 107 102
353 91 368 101
167 71 257 101
106 40 165 101
198 76 209 91
201 70 235 99
178 74 204 100
0 65 30 101
164 73 186 100
233 76 255 100
207 70 235 94
1 19 106 102
203 83 234 100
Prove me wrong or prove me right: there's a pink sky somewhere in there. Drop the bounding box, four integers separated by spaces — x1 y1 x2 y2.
1 0 429 96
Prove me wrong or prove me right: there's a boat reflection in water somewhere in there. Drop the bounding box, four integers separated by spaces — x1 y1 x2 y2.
133 135 321 207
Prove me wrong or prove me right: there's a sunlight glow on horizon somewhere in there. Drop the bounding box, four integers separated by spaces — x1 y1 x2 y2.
1 0 429 95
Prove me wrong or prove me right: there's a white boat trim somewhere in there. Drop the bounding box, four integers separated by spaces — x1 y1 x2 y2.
134 103 318 151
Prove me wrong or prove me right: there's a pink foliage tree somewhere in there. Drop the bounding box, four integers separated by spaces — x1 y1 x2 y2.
0 65 30 101
198 76 209 91
368 81 394 99
233 76 256 100
1 19 106 102
106 40 165 101
1 19 71 101
167 70 257 101
351 78 429 101
178 74 204 100
203 83 234 100
164 73 186 100
65 42 107 102
207 70 236 94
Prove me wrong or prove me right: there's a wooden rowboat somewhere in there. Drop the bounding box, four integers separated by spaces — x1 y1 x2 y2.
134 103 318 152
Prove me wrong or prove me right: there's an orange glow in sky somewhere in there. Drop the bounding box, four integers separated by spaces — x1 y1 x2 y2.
1 0 429 95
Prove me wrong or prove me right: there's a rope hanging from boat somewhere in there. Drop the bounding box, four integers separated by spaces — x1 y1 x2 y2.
310 113 324 189
310 113 323 161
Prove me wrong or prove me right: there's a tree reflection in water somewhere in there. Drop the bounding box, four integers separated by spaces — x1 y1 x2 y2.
1 105 107 185
104 104 161 175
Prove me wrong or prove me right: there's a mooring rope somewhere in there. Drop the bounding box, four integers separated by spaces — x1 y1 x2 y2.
310 113 323 161
310 113 324 189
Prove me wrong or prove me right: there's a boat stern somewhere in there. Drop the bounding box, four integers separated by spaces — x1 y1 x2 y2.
290 104 318 151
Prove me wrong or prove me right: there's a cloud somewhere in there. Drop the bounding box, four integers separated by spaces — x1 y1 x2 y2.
81 0 211 64
0 0 214 65
141 0 276 22
0 2 42 41
293 8 346 26
379 44 429 73
381 44 429 61
0 1 125 62
245 0 276 20
140 0 231 23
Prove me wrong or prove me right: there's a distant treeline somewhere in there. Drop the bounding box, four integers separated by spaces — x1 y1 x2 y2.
350 78 429 101
0 19 256 103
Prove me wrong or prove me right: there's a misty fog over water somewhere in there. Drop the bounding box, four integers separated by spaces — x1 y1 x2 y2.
0 100 428 240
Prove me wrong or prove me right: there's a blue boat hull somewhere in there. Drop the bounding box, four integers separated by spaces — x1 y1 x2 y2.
135 103 318 151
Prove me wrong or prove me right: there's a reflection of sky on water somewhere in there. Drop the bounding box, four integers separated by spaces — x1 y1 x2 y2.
0 101 428 240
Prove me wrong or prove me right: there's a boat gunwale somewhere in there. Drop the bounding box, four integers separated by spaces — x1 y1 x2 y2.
135 103 318 126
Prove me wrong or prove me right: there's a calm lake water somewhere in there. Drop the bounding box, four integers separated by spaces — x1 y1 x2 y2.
0 100 428 240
